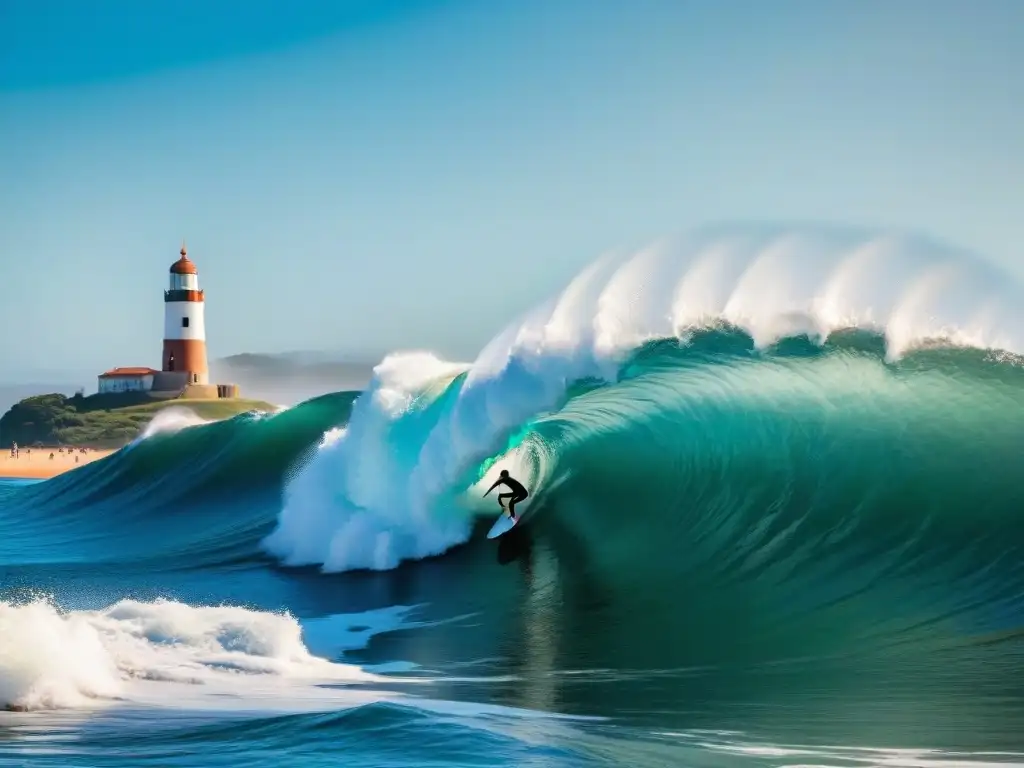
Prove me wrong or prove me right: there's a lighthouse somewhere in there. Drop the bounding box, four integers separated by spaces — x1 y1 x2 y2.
162 244 209 385
95 242 238 399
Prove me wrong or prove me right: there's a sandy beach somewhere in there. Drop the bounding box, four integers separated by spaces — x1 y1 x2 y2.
0 447 115 479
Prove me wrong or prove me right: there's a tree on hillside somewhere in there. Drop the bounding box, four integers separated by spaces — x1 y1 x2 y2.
0 394 87 445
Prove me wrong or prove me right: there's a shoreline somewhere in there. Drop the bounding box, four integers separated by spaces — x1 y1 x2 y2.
0 448 116 479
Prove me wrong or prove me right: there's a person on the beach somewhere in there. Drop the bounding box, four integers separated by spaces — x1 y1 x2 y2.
482 469 529 521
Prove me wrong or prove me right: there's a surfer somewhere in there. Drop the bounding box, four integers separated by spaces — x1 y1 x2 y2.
483 469 529 521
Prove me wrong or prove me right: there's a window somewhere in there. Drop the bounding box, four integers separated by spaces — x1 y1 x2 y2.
182 317 190 328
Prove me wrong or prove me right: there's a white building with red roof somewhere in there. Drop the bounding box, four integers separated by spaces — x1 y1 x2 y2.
97 367 159 394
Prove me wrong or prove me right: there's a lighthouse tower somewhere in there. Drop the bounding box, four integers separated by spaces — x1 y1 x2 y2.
162 244 209 385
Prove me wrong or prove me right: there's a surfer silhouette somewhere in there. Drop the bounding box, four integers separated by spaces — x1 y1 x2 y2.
483 469 529 521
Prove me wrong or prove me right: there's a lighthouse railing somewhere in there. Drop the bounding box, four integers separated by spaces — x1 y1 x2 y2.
164 289 204 302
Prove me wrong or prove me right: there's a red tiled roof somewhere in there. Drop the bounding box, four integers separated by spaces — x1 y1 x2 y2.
98 367 159 378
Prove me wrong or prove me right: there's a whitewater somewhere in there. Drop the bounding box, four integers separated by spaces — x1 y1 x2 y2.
4 225 1024 767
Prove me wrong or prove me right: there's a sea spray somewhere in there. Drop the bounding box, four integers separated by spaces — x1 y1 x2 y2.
0 598 122 710
264 353 472 571
0 597 383 712
135 406 214 442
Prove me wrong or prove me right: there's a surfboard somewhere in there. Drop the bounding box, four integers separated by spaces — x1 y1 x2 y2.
487 511 521 539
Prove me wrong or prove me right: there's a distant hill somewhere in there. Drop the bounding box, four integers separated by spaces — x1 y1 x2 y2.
210 352 374 405
0 393 276 449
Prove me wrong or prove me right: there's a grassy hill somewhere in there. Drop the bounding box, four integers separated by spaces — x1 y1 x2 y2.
0 392 276 449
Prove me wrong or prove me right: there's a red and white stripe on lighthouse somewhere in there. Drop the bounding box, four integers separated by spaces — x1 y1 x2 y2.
162 244 209 385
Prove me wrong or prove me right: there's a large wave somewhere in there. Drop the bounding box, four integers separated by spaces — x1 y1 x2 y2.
262 225 1024 581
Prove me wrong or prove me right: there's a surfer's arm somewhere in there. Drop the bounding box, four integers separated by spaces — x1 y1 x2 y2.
483 479 503 497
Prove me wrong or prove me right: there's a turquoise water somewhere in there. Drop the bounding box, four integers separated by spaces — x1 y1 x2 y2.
4 229 1024 766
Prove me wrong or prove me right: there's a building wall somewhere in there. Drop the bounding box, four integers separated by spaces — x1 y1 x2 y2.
161 339 209 384
180 384 220 399
150 371 190 394
97 374 154 394
164 300 206 341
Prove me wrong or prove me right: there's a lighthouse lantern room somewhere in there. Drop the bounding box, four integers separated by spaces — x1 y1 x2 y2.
162 244 210 385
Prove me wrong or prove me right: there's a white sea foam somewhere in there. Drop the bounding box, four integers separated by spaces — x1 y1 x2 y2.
0 597 405 713
135 406 212 442
264 352 472 571
264 227 1024 573
661 729 1024 768
132 402 281 446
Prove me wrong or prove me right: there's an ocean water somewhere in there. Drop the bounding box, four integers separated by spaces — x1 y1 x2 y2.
4 226 1024 767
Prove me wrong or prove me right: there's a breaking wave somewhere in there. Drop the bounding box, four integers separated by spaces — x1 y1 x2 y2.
263 225 1024 591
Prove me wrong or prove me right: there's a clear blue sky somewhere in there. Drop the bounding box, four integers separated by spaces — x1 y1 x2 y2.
1 0 1022 381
